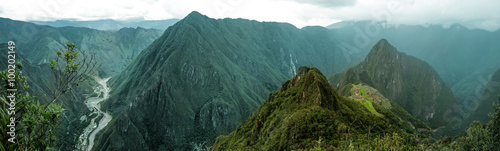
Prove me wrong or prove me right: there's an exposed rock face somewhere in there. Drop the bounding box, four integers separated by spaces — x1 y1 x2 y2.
95 11 359 150
334 39 457 128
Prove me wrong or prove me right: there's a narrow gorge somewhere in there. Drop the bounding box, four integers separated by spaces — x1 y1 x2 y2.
75 77 112 151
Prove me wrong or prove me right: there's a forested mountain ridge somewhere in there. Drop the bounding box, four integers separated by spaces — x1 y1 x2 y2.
330 39 457 131
213 66 431 150
1 9 499 150
0 17 164 77
463 68 500 126
0 17 164 150
94 11 360 150
327 21 500 110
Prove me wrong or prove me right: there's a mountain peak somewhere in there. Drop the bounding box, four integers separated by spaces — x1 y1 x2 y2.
338 39 457 128
365 38 398 63
279 66 339 110
184 11 209 20
174 11 211 29
376 38 389 45
372 38 395 53
214 66 429 150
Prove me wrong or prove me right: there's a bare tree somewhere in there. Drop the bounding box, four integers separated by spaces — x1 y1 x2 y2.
47 41 100 108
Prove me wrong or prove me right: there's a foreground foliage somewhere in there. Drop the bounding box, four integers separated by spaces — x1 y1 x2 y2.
48 41 100 107
0 65 64 150
1 41 98 150
450 100 500 150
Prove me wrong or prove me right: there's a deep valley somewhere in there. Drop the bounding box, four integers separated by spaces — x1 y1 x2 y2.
1 9 500 151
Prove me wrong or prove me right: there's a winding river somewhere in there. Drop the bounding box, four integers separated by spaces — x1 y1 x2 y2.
75 77 112 151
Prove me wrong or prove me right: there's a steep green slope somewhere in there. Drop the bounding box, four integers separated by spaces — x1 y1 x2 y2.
0 18 163 106
0 17 163 77
0 42 97 150
94 11 359 150
348 83 392 114
0 18 164 150
463 68 500 125
327 21 500 116
331 39 457 129
327 21 500 134
328 21 500 87
213 67 429 150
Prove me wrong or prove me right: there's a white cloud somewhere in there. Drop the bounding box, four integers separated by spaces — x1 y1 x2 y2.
287 0 357 8
0 0 498 31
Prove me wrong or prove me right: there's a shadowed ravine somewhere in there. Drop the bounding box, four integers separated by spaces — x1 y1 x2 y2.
75 77 112 151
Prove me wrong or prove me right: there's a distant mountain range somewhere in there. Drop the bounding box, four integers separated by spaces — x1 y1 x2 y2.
94 11 359 150
90 11 500 150
1 10 500 150
0 17 164 150
326 20 500 117
30 18 180 30
0 17 164 77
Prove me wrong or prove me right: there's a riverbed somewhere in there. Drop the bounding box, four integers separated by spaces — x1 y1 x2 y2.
75 77 112 151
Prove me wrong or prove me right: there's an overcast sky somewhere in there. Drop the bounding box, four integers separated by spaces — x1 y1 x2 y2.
0 0 499 31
